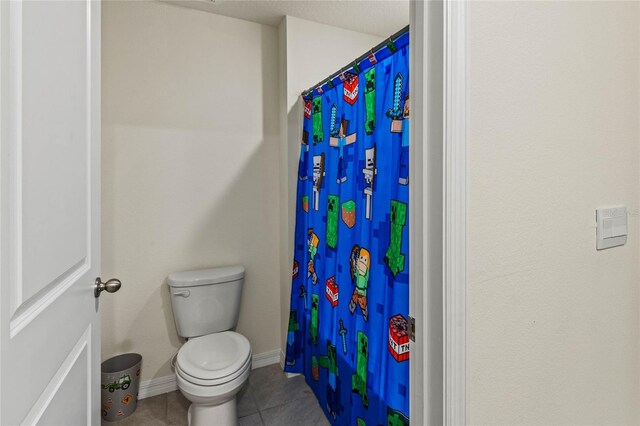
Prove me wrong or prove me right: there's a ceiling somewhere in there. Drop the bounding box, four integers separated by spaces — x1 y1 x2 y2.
161 0 410 37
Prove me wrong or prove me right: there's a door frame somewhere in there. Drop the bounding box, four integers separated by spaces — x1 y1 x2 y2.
409 0 468 424
442 0 469 423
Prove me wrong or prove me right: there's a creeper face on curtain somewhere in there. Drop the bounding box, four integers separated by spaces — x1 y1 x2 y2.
286 30 410 426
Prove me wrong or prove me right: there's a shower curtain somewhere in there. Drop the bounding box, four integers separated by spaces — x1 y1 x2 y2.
285 31 410 426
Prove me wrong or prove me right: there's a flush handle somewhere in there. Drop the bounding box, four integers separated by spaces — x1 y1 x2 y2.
94 277 122 298
173 290 190 298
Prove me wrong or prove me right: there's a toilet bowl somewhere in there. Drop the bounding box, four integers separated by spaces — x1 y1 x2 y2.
167 266 250 426
175 332 252 426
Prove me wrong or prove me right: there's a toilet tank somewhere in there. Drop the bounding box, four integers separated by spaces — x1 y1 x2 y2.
167 265 245 338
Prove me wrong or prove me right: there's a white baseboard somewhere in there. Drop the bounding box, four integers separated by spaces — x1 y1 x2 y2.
138 375 177 400
138 349 282 400
251 349 281 369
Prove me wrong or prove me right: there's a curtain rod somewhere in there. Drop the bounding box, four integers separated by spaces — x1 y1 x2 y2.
301 24 410 97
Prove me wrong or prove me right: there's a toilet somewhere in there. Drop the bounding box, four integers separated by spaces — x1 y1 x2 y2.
168 266 251 426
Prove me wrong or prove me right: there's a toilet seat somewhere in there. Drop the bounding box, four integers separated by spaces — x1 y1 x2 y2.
176 353 252 387
176 331 252 386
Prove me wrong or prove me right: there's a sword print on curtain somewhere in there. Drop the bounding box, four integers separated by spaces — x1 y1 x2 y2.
285 31 410 426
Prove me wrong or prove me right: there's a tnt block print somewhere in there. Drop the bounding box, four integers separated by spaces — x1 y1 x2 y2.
292 260 299 279
325 276 338 307
343 75 359 105
304 99 312 119
388 314 410 362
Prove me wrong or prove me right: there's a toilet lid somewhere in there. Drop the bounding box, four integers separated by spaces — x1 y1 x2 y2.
177 332 251 381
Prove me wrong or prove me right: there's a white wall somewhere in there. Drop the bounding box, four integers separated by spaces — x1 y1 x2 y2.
277 16 385 356
101 1 281 382
469 2 640 424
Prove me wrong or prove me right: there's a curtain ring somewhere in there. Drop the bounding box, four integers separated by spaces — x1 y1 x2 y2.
352 59 361 74
387 36 397 52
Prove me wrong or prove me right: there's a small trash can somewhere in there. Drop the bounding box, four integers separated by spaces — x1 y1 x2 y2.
101 353 142 422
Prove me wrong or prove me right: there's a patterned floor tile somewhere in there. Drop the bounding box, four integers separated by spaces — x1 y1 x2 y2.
104 364 329 426
237 382 259 418
249 364 313 411
239 412 264 426
166 390 189 426
260 394 330 426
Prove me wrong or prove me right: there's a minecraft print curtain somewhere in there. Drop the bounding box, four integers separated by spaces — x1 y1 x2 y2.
285 31 410 426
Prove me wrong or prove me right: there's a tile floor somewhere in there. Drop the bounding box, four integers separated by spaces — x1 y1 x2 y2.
103 364 330 426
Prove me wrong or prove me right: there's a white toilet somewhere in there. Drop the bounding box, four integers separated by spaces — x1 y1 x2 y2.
168 266 251 426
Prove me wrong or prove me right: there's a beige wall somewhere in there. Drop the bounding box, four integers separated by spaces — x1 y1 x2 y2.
101 1 281 382
469 2 640 424
277 16 385 355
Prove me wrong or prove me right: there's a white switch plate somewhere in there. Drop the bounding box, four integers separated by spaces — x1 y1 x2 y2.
596 206 627 250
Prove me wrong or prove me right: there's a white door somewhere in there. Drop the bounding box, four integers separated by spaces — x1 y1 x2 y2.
1 1 104 424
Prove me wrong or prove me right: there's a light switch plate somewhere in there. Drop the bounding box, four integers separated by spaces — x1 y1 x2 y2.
596 206 627 250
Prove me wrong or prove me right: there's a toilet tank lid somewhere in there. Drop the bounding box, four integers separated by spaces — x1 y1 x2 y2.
167 266 245 288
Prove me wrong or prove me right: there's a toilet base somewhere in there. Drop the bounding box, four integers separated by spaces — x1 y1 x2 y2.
175 335 251 426
187 398 238 426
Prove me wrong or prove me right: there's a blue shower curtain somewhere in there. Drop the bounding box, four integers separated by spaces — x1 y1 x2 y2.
285 31 410 426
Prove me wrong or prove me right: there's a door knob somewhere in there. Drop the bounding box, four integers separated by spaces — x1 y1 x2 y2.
95 277 122 298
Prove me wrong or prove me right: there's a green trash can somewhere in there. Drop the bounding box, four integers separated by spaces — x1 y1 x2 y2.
101 353 142 422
